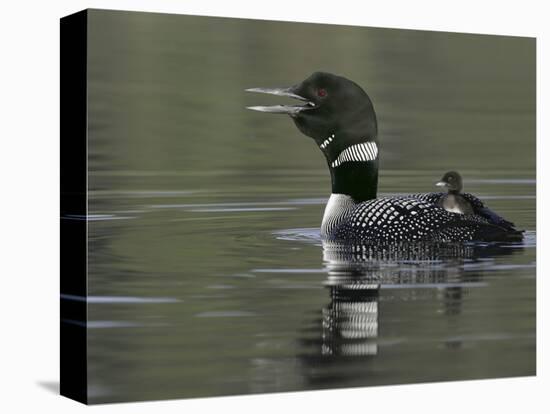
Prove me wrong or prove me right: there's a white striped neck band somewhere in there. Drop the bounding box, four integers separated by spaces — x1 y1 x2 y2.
331 142 378 168
320 134 335 149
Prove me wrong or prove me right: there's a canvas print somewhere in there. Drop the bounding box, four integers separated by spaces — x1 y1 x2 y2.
60 9 536 404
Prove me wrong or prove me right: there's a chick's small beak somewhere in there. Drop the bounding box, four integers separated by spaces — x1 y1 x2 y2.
245 86 315 115
435 181 449 188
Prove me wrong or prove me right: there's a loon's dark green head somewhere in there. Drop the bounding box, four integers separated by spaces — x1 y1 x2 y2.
247 72 379 202
247 72 377 146
436 171 463 193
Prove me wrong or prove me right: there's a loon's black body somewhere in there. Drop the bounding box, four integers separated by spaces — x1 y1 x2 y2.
246 72 522 243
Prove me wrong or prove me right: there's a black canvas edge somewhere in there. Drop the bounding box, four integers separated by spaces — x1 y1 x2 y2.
60 9 88 405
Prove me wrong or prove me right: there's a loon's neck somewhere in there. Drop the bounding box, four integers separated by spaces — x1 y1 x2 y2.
329 159 378 202
318 135 379 203
318 133 379 237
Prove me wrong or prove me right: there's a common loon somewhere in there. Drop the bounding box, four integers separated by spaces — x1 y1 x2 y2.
430 171 517 230
246 72 522 243
435 171 473 214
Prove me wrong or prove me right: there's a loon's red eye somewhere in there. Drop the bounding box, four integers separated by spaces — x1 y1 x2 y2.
317 88 327 97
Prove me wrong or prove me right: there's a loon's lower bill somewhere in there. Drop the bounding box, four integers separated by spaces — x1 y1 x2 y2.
246 72 523 243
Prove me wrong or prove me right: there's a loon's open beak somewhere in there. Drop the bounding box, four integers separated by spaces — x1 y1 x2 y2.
245 87 316 115
435 181 449 188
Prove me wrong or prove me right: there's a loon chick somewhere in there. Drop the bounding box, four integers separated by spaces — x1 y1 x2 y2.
246 72 522 243
430 171 517 230
435 171 474 214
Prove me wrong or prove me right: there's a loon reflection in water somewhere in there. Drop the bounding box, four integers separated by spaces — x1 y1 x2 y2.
247 72 522 243
298 238 524 370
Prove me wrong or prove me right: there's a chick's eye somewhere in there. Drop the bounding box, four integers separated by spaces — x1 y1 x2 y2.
317 88 327 97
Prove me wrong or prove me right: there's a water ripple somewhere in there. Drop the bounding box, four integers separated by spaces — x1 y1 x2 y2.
196 311 255 318
60 294 180 304
191 207 295 212
273 227 322 243
61 319 167 329
62 214 136 221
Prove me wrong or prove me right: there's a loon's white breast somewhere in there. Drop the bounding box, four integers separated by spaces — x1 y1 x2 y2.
321 194 356 238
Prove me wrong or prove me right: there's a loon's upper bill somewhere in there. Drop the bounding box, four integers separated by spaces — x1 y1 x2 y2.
246 87 317 116
246 71 522 244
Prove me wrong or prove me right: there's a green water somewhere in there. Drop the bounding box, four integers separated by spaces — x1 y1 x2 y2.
81 9 535 403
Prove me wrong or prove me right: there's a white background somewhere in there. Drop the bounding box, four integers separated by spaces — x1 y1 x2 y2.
0 0 546 412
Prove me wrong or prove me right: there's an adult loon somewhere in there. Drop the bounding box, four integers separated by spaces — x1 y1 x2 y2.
246 72 522 243
430 171 517 230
